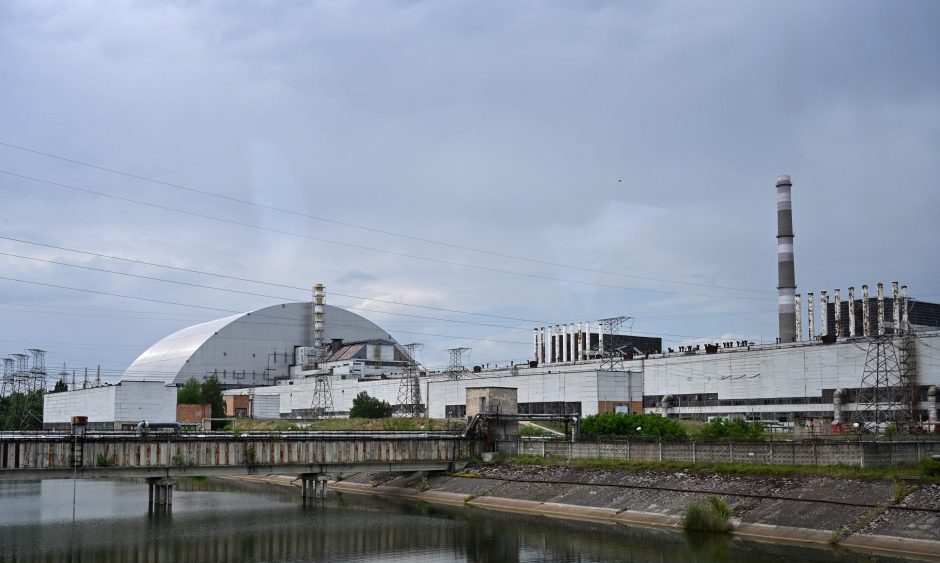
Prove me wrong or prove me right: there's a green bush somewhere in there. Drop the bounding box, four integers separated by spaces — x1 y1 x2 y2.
579 412 687 439
349 392 393 419
681 496 731 532
920 457 940 477
698 418 764 440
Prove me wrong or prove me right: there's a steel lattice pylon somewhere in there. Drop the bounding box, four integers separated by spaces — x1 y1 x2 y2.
397 343 424 417
853 336 914 430
1 357 15 397
310 374 334 419
444 347 471 381
598 316 633 373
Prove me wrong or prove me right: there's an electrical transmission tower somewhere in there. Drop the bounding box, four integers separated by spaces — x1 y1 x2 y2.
598 316 633 373
310 373 334 419
28 349 48 394
1 357 14 397
444 347 471 381
853 336 914 430
397 343 424 417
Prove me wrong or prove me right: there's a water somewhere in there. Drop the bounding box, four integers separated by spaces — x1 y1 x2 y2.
0 478 907 562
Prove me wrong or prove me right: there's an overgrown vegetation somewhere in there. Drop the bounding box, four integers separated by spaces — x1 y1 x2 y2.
177 376 225 419
0 391 44 430
579 412 688 439
697 418 765 440
348 392 393 419
229 417 464 432
681 496 732 532
96 453 114 467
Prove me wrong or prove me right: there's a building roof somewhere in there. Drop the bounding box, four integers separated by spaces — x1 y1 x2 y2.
122 302 395 386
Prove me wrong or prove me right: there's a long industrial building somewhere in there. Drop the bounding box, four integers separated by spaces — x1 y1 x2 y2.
41 175 940 431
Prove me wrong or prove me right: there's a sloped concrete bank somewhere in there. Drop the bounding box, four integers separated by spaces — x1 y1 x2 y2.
330 464 940 561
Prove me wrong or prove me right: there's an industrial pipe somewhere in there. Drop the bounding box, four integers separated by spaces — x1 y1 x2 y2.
901 285 910 333
795 294 802 341
834 289 842 339
807 292 815 340
929 386 938 428
833 388 845 425
862 284 871 337
892 281 900 334
877 283 885 336
820 290 829 337
848 287 856 338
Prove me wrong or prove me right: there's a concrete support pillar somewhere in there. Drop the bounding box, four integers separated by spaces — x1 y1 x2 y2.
147 478 176 508
301 474 328 500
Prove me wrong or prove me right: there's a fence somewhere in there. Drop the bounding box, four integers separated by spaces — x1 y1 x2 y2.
496 439 940 468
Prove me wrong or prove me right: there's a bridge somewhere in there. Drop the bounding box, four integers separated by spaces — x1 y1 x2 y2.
0 431 477 507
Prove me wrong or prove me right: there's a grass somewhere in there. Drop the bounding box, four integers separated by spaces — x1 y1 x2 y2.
681 496 732 533
492 454 940 482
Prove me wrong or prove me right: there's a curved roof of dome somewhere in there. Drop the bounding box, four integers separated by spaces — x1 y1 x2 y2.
121 302 393 386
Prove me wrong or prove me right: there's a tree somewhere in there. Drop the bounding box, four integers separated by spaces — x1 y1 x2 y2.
349 391 393 419
177 378 202 404
176 376 225 419
200 375 226 419
698 417 764 440
579 412 687 439
51 379 69 393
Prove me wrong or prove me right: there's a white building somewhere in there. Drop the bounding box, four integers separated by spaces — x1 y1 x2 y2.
43 381 176 430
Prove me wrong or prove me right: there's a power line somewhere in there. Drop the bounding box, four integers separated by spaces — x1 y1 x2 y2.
0 236 554 323
0 140 773 295
0 276 534 345
0 170 773 302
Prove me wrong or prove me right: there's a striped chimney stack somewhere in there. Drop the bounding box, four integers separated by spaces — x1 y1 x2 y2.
776 175 797 343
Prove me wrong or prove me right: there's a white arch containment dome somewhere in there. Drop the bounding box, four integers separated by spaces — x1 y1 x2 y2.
121 302 397 386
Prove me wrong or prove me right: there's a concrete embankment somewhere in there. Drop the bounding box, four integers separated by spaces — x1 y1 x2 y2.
327 464 940 561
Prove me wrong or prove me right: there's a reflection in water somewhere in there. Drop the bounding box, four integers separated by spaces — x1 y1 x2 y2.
0 478 908 563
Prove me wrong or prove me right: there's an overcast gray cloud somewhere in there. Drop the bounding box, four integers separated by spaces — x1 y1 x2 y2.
1 0 938 377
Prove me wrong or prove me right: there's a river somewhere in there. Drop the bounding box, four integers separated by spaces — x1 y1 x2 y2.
0 478 909 562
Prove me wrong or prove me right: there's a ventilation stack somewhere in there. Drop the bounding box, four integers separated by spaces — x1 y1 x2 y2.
776 175 797 343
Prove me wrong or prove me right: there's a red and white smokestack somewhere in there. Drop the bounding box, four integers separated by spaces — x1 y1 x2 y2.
862 284 871 336
901 285 910 333
877 283 885 336
892 281 900 334
807 292 815 339
848 287 856 338
834 289 842 339
820 290 829 337
776 176 797 343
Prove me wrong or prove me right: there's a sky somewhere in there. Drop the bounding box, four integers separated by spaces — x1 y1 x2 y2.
1 0 938 382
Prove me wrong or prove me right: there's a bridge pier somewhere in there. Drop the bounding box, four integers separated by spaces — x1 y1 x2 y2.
147 477 177 508
300 474 328 500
